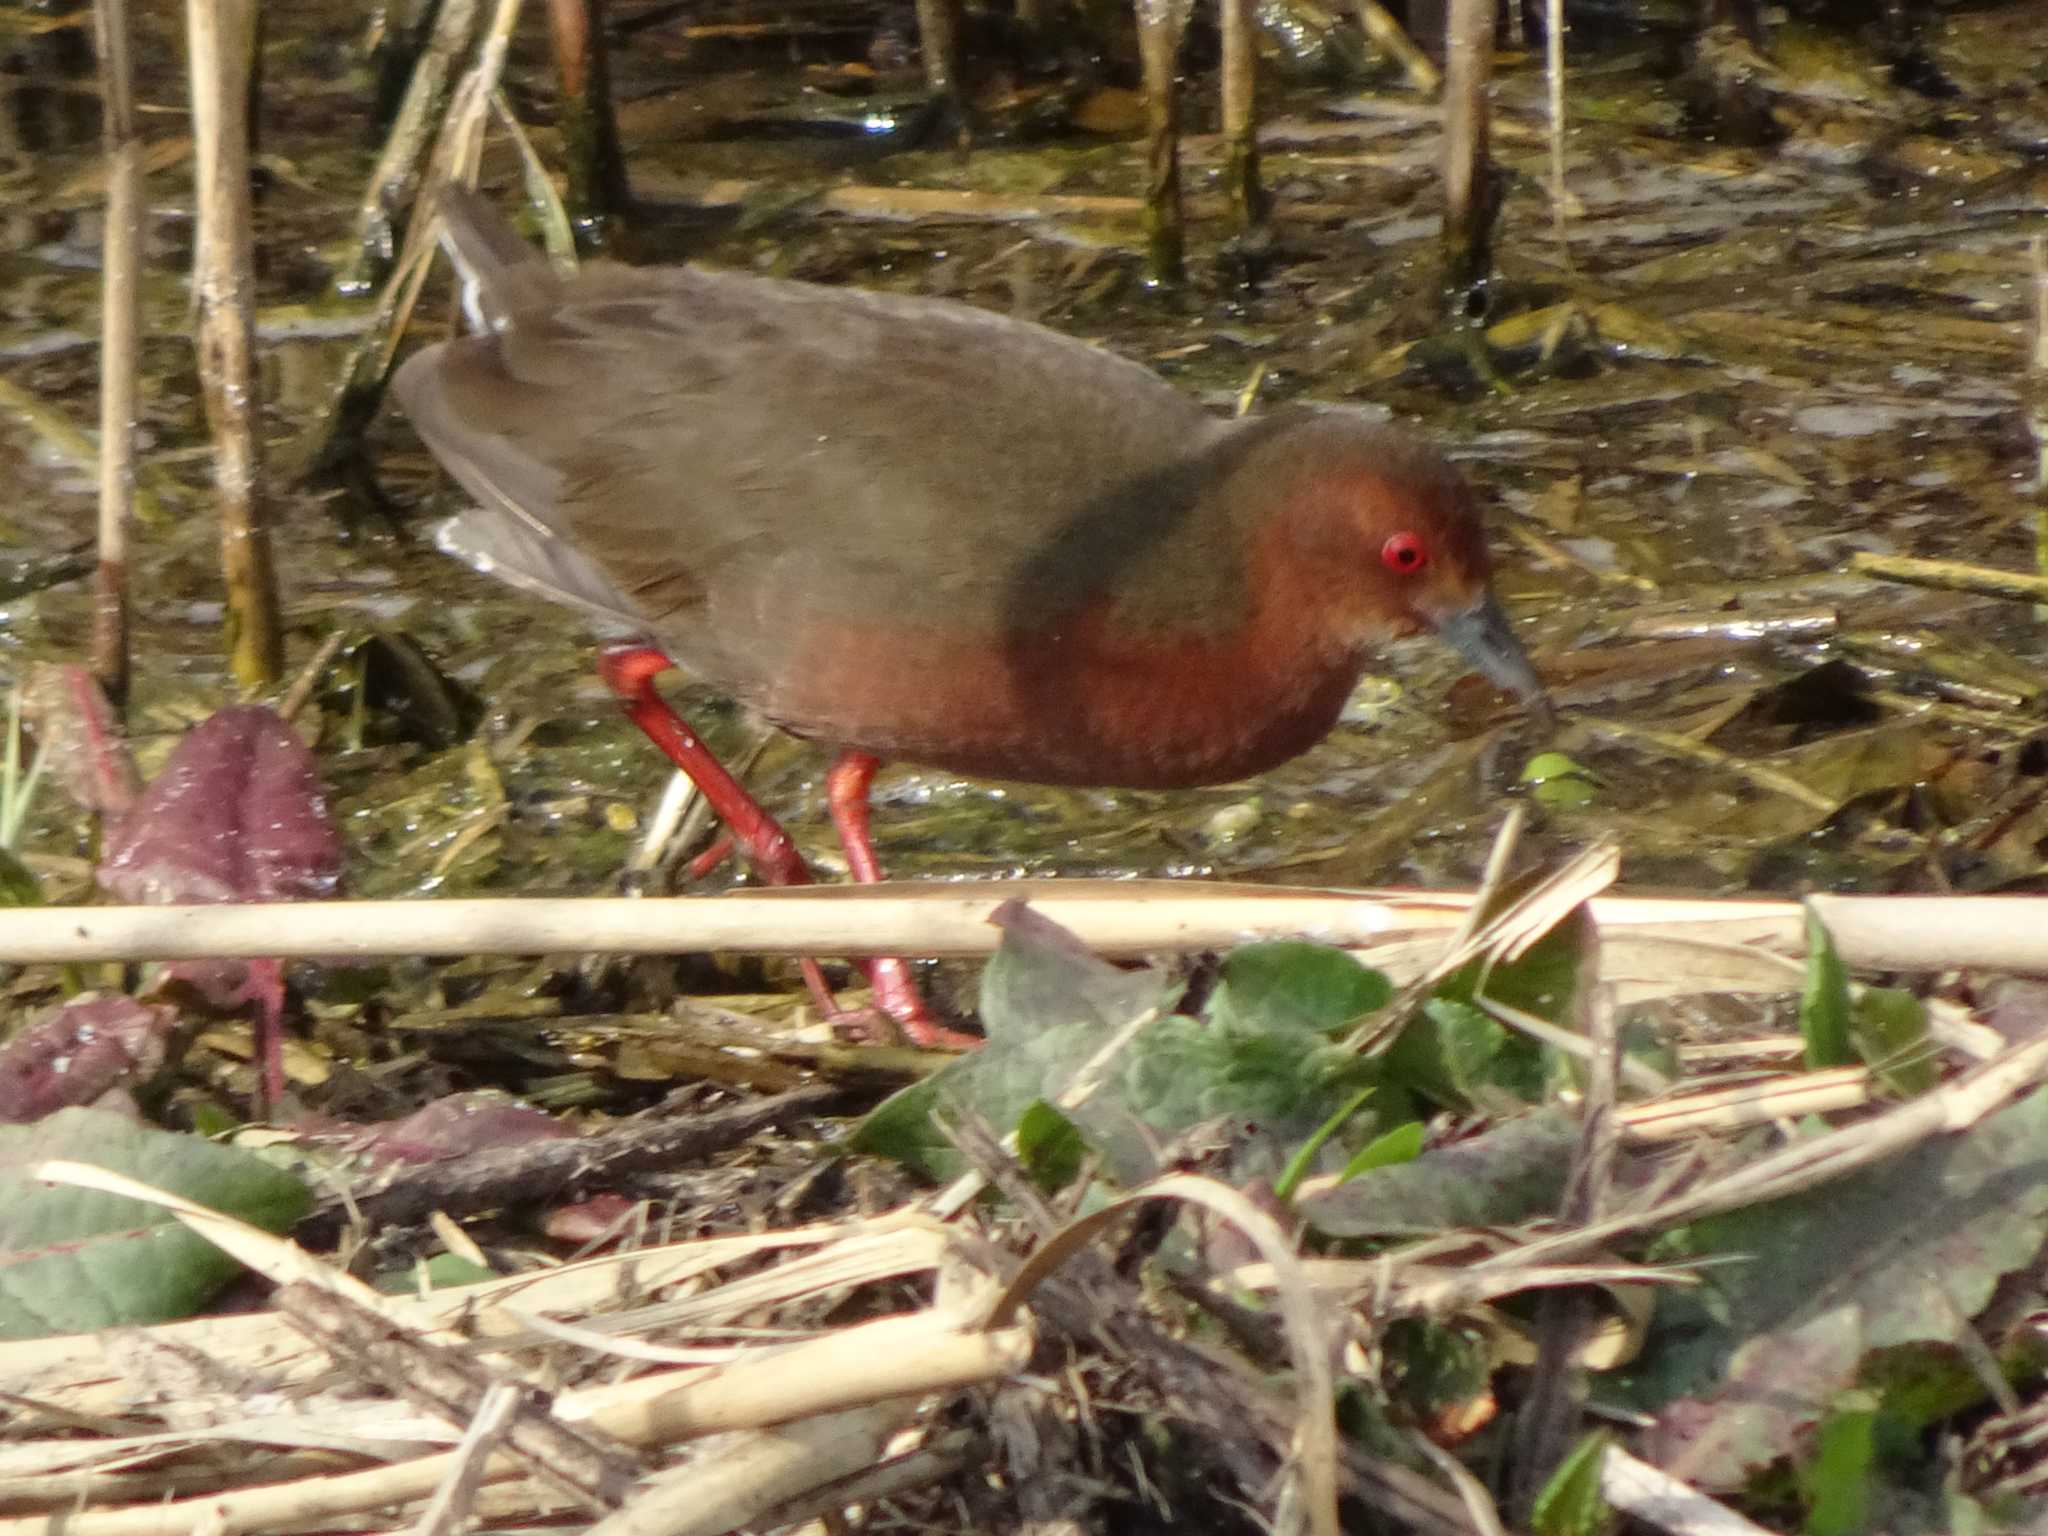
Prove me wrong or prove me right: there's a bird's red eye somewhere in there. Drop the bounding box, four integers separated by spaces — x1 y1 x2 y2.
1381 532 1429 573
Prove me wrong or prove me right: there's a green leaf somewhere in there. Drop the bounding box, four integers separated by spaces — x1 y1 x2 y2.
375 1252 499 1293
1520 751 1600 811
0 1109 312 1339
0 847 41 907
1382 1316 1492 1424
1860 1343 2004 1433
1851 987 1934 1098
1337 1120 1424 1182
1445 904 1591 1025
1015 1101 1087 1193
857 915 1403 1189
1301 1108 1578 1237
1801 906 1853 1069
1381 906 1589 1112
1275 1086 1375 1202
852 904 1179 1182
1634 1086 2048 1491
1206 942 1392 1038
1530 1430 1614 1536
1800 1395 1877 1536
976 904 1174 1046
1385 997 1545 1110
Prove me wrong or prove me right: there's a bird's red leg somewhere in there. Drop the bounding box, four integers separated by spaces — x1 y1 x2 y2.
598 645 810 887
681 834 736 882
597 645 842 1013
823 749 887 885
246 956 286 1111
825 750 979 1048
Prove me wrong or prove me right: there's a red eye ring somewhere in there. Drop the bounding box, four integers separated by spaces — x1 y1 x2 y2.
1381 532 1429 574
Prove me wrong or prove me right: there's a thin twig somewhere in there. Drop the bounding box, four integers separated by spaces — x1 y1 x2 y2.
1848 549 2048 605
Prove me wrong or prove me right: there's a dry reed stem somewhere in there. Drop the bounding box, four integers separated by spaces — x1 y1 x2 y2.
343 0 485 293
1218 0 1265 228
1543 0 1576 269
1439 0 1495 303
13 1168 1027 1535
584 1403 916 1536
1601 1445 1779 1535
1467 1022 2048 1279
1849 549 2048 605
186 0 282 687
1353 0 1437 92
88 0 139 706
0 886 2044 976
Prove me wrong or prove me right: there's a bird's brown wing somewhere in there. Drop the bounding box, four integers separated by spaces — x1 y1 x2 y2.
395 256 1234 704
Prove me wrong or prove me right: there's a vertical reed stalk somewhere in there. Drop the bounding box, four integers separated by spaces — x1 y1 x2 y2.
1439 0 1497 318
1218 0 1266 233
546 0 628 232
2028 237 2047 617
188 0 283 689
1137 0 1189 288
89 0 141 708
1544 0 1573 272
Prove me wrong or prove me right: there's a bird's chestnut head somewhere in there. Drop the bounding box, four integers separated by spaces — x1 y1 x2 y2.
1238 409 1545 706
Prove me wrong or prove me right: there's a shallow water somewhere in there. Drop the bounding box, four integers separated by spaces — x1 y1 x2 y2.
3 0 2047 925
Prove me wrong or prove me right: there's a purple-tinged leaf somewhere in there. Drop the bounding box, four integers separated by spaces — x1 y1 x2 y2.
539 1193 646 1246
98 706 342 907
350 1092 571 1167
0 994 179 1124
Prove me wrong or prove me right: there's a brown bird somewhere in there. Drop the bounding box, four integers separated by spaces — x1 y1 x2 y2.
395 186 1546 1043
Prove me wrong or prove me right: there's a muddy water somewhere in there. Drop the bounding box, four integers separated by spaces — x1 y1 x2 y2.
2 1 2046 922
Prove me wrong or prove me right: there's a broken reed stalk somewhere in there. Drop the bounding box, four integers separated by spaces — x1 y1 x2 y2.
186 0 284 688
1218 0 1266 232
89 0 141 708
2029 235 2047 614
1353 0 1437 93
1847 549 2048 605
340 0 485 296
1136 0 1190 286
1543 0 1572 271
912 0 967 146
545 0 630 231
283 0 514 486
1438 0 1496 316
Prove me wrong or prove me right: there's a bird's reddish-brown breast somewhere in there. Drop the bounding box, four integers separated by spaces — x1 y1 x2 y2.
747 423 1504 787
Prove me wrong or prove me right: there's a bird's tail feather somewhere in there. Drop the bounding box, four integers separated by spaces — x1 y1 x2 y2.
431 182 560 332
